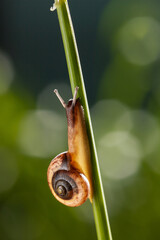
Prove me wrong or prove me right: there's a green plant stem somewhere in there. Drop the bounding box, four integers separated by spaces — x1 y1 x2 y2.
54 0 112 239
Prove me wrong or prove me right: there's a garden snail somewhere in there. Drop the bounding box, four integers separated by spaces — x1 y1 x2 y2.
47 87 92 207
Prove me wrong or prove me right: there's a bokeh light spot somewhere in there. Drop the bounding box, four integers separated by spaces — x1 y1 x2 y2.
130 110 160 156
91 100 160 179
91 100 132 139
17 110 66 158
118 17 160 65
98 130 142 180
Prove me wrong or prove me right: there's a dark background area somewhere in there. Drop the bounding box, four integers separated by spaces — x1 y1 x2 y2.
0 0 108 102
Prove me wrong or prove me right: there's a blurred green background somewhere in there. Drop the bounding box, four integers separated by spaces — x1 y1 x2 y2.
0 0 160 239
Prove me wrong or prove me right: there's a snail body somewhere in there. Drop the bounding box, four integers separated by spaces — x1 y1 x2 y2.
47 87 92 207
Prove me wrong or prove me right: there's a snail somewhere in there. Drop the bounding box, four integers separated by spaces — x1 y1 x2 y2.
47 87 92 207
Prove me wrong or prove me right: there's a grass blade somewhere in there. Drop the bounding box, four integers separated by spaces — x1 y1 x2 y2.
52 0 113 239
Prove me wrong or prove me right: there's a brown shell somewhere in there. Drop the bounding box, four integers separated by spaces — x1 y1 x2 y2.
47 152 90 207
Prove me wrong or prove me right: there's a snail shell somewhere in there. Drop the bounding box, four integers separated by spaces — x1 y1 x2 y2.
47 152 90 207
